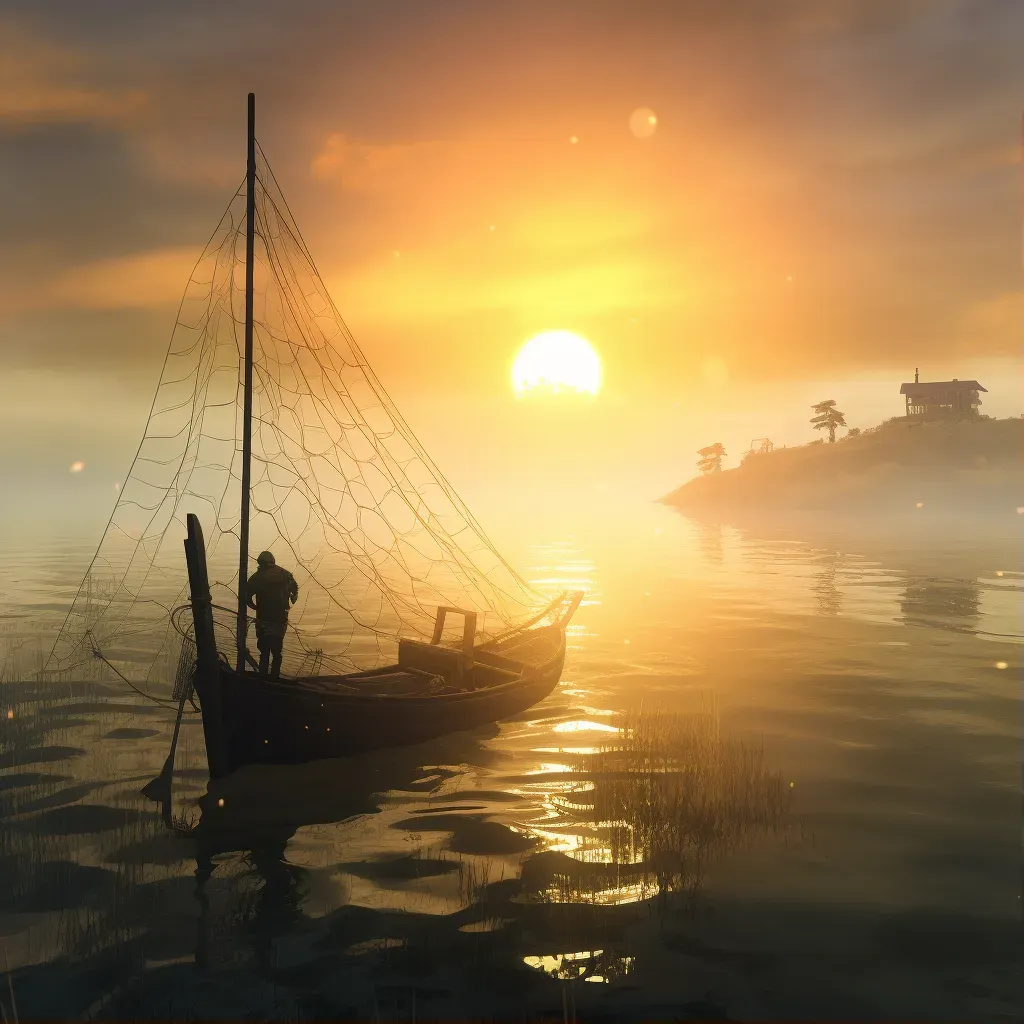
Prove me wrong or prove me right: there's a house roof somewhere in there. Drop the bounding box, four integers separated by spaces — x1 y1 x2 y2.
900 380 987 396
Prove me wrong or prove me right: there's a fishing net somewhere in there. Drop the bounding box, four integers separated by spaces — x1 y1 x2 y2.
49 146 552 689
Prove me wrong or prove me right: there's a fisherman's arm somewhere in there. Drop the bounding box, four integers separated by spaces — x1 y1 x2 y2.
289 574 298 605
246 573 259 610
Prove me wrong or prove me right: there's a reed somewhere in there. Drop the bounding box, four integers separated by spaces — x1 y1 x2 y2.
3 946 18 1024
540 699 791 907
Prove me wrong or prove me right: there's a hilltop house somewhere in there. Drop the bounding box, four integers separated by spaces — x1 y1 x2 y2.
900 370 986 418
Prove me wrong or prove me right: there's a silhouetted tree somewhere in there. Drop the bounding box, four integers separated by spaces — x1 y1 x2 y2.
811 400 846 443
697 442 726 473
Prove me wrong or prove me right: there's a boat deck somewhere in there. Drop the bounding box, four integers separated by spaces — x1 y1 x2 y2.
260 623 564 699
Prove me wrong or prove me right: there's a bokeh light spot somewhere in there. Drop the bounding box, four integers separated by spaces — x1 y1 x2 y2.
630 107 658 138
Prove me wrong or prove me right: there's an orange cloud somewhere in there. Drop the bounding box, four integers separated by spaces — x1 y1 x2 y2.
0 21 145 124
334 242 671 325
133 131 242 190
49 246 198 309
0 246 198 315
311 133 442 193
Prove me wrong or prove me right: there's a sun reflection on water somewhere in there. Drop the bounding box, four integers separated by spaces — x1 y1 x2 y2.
0 509 1018 1017
523 948 635 982
511 702 792 907
552 719 620 734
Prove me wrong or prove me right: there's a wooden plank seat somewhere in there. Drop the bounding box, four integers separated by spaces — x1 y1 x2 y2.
398 639 472 689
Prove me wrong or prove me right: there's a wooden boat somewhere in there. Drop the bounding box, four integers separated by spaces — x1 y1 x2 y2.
177 95 582 781
186 512 580 779
49 94 582 796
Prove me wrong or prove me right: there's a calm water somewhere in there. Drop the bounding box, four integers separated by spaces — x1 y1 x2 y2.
0 503 1020 1021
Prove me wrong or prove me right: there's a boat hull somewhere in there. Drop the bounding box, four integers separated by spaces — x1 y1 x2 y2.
195 626 566 777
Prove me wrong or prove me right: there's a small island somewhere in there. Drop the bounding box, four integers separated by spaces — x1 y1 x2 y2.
662 376 1023 517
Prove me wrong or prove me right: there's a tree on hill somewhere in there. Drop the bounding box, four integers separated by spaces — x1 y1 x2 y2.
811 400 846 443
697 442 726 474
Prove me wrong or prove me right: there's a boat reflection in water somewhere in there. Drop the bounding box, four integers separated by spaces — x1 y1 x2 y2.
179 703 791 1018
188 727 499 983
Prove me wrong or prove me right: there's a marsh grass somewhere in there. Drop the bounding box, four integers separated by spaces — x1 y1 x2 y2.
2 945 18 1024
169 809 199 835
534 699 791 908
457 854 496 906
3 654 789 1018
0 649 189 1006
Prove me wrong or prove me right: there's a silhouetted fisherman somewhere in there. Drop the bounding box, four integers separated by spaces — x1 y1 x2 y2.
246 551 298 678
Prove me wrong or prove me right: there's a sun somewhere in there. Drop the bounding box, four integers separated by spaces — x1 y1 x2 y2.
511 330 602 398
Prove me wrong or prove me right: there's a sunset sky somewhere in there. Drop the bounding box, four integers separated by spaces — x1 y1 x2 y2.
1 0 1020 532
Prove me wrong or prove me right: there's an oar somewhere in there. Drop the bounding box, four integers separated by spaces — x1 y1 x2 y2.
140 683 190 822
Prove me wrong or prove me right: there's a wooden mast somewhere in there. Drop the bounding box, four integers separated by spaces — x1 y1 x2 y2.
236 92 256 673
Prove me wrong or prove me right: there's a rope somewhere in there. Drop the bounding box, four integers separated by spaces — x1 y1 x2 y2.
87 632 200 713
45 142 549 687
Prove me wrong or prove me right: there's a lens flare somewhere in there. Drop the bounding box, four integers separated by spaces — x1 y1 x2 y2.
630 107 658 138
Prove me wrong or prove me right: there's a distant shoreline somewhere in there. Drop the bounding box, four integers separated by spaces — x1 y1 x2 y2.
660 417 1024 518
